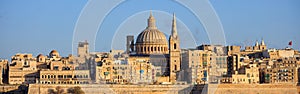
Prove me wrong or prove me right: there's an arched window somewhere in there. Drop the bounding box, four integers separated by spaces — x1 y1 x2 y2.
154 47 156 51
174 43 177 49
174 65 177 71
24 61 28 66
151 47 153 51
141 47 143 52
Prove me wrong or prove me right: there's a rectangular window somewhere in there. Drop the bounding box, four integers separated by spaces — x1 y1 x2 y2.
54 66 59 70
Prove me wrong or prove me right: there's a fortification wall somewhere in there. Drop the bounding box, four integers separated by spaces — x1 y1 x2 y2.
28 84 300 94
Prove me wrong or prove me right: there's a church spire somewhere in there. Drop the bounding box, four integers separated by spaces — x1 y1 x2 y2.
171 13 178 38
261 38 265 45
169 13 181 82
147 11 157 29
255 40 259 46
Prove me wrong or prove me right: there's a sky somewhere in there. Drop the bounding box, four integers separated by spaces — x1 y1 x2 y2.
0 0 299 60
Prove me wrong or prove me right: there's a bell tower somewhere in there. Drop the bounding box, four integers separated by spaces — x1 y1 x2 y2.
77 40 89 57
259 38 267 50
169 13 181 82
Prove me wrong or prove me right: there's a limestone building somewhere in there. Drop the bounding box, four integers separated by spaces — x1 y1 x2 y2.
263 48 296 59
9 54 38 84
263 57 299 84
77 40 89 57
241 39 267 58
227 46 241 56
181 49 212 84
95 52 113 83
94 52 134 84
125 12 181 83
210 54 228 83
244 39 267 52
227 54 241 77
39 50 91 84
231 64 260 84
7 49 92 85
0 59 8 84
197 45 227 55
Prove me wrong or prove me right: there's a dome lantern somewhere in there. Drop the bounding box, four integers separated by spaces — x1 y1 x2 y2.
135 12 168 55
147 11 157 29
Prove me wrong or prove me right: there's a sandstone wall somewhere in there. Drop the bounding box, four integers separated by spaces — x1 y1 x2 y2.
28 84 300 94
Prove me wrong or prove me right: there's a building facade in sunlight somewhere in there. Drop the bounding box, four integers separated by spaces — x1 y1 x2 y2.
126 12 181 83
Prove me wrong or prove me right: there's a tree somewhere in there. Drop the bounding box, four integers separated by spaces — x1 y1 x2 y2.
55 86 64 94
68 86 85 94
48 86 64 94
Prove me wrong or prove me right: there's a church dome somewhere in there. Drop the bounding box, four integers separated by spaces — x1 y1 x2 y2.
49 50 60 57
50 50 58 54
136 28 167 44
37 54 45 58
37 54 46 62
135 12 169 55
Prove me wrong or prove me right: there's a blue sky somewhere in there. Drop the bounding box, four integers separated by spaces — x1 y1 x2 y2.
0 0 299 59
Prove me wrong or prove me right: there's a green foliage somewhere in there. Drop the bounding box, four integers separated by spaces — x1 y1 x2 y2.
68 86 85 94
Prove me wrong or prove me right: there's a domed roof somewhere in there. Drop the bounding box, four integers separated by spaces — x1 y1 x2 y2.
49 50 60 57
37 54 45 58
136 29 167 44
136 12 168 45
50 50 58 54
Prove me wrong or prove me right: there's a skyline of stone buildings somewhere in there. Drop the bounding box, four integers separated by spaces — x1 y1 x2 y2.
0 12 299 87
